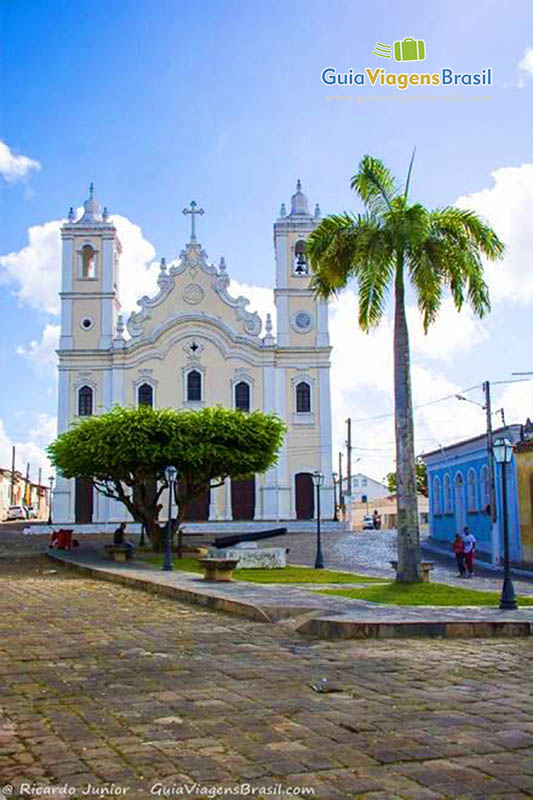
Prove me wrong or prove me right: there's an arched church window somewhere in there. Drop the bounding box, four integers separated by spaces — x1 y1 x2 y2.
138 383 153 408
81 245 96 279
467 469 478 512
294 240 309 275
187 370 202 402
432 476 441 515
235 381 250 412
78 385 93 417
296 381 311 413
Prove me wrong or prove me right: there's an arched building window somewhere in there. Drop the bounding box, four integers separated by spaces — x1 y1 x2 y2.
294 240 309 275
138 383 153 408
187 370 202 402
235 381 250 412
443 474 452 513
432 476 441 515
296 381 311 413
480 465 490 512
78 385 93 417
81 244 96 279
467 469 478 512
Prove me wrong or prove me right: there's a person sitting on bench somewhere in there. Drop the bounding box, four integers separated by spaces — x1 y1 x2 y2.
114 522 134 558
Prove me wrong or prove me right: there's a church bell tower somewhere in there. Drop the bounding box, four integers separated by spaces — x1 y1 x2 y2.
273 181 328 348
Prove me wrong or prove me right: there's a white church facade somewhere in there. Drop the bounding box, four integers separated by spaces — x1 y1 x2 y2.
53 182 334 525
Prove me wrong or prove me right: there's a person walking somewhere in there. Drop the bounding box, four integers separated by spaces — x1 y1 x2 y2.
453 533 466 577
462 526 476 578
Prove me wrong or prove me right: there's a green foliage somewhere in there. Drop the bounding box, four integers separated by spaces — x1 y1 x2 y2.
47 405 285 529
318 582 533 606
386 458 428 497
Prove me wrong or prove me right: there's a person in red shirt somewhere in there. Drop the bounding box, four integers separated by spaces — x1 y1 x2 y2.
453 533 466 577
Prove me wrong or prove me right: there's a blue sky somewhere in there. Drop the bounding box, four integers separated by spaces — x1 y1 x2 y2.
1 0 532 482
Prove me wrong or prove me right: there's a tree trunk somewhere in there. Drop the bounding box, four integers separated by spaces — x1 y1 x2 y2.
147 518 164 552
394 258 422 582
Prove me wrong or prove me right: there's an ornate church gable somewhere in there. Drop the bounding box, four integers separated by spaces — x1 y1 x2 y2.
126 204 263 343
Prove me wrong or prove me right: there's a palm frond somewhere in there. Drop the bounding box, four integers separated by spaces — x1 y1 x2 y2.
350 155 399 216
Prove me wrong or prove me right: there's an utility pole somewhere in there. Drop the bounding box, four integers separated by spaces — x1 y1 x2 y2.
338 451 344 512
346 418 352 499
10 445 15 505
25 462 30 508
345 419 352 524
483 381 499 563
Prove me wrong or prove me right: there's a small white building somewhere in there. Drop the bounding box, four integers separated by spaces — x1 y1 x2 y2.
53 182 334 525
342 473 388 504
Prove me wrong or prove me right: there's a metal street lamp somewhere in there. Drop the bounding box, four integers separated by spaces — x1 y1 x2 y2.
492 438 517 610
47 475 54 526
332 472 338 522
312 471 325 569
163 465 178 572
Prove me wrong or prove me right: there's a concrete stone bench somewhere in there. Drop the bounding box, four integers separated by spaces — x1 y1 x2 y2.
104 544 135 563
390 560 435 582
198 557 240 582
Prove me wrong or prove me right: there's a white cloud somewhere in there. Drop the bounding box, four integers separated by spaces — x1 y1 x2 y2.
17 323 60 376
517 47 533 87
455 163 533 303
0 140 41 183
0 212 159 318
0 414 56 482
0 219 63 314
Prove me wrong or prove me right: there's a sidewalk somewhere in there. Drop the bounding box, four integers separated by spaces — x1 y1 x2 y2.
49 548 533 640
422 537 533 580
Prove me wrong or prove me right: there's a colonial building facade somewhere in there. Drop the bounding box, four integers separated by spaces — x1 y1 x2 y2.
53 182 334 525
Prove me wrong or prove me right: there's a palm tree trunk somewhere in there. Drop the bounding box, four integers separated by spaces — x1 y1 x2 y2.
394 257 422 582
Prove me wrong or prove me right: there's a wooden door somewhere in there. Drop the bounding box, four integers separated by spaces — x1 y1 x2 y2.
295 473 314 520
231 477 255 520
75 478 93 523
179 481 210 521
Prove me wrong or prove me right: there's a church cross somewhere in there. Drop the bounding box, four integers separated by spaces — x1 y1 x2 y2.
183 201 204 242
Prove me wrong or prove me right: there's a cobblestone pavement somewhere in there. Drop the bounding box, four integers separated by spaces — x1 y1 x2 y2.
1 556 533 799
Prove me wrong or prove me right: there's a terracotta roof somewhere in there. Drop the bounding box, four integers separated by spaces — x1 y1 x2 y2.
515 439 533 453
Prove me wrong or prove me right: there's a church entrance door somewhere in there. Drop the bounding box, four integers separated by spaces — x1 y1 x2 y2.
179 481 210 521
75 478 93 523
231 477 255 520
295 473 314 520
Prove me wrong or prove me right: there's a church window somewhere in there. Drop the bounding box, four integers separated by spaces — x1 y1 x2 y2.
443 474 453 513
81 245 96 279
78 385 93 417
467 469 478 512
480 465 490 512
432 476 442 515
296 381 311 413
235 381 250 412
187 370 202 402
294 240 309 275
138 383 153 408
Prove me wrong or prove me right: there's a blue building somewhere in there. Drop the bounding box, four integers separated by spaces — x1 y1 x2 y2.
423 424 525 564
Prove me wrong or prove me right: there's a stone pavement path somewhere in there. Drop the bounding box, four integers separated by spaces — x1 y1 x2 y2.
1 556 533 800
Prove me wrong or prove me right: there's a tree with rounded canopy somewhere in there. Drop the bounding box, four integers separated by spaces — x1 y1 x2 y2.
48 405 286 552
306 152 504 582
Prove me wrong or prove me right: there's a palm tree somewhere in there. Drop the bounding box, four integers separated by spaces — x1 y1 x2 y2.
307 154 504 582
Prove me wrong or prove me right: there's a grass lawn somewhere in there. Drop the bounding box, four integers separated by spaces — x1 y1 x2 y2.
317 581 533 606
136 554 385 584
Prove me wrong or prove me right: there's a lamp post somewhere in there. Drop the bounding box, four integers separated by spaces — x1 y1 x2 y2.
312 471 325 569
492 438 517 610
332 472 338 522
47 475 54 526
163 466 178 572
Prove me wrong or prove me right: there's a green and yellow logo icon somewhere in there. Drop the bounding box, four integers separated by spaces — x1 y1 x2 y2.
373 38 426 62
